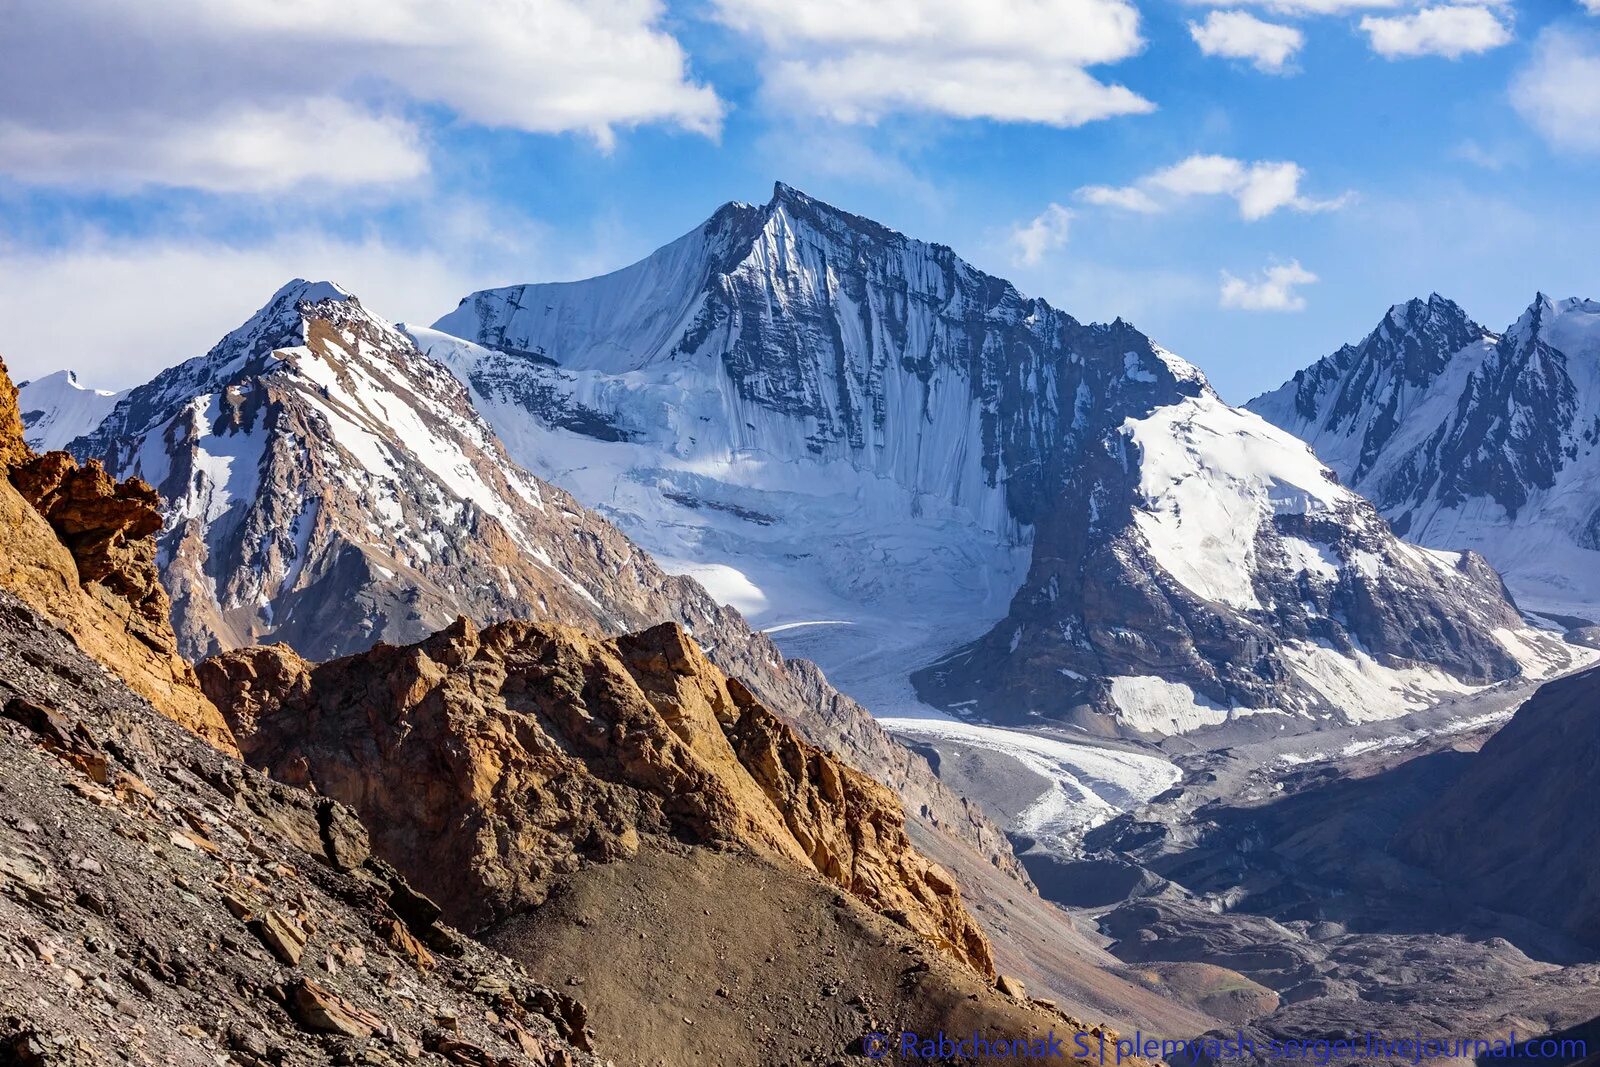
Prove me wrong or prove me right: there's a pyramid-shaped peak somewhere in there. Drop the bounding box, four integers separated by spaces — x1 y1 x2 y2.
268 278 355 307
1384 292 1470 326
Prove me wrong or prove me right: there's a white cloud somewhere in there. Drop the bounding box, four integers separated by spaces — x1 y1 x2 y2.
1188 11 1305 73
1219 260 1318 311
1078 155 1350 220
0 216 547 389
1582 0 1600 13
1361 5 1513 58
0 0 722 193
0 100 427 195
1078 185 1165 212
1186 0 1403 16
712 0 1154 126
1511 28 1600 153
1009 204 1074 266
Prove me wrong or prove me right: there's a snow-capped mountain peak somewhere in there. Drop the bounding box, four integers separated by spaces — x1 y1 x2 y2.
426 186 1583 737
1249 291 1600 621
17 368 127 452
66 279 682 659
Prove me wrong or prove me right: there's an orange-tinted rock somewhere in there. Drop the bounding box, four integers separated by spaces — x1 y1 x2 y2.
202 617 995 976
0 357 236 755
0 355 27 469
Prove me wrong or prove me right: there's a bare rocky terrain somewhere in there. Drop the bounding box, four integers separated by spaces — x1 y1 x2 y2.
0 587 600 1067
1067 690 1600 1061
0 351 1159 1065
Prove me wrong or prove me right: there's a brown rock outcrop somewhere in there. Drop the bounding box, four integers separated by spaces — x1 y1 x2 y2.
0 355 26 469
201 616 996 976
0 587 597 1066
0 355 235 754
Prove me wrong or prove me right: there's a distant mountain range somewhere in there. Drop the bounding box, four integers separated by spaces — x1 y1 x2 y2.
19 185 1591 740
1250 293 1600 625
428 183 1582 735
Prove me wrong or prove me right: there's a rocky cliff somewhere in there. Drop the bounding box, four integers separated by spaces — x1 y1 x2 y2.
200 617 996 976
0 355 235 753
0 584 600 1066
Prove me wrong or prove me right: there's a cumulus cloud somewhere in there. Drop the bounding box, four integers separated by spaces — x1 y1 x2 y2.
1511 28 1600 153
0 101 428 195
1078 155 1350 221
1361 5 1513 58
1188 11 1305 73
1219 260 1318 311
1186 0 1403 16
711 0 1154 126
1009 204 1074 266
0 0 722 193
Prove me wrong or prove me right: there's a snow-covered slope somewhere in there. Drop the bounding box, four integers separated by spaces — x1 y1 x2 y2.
428 184 1581 737
1249 294 1600 622
17 370 125 451
67 280 674 659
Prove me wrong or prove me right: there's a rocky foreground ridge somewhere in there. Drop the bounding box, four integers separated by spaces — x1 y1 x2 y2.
0 586 602 1066
1 353 1138 1064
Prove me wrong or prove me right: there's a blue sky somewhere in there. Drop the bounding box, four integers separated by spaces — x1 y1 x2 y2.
1 0 1597 402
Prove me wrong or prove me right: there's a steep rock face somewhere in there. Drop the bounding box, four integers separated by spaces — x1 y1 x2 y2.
1397 665 1600 947
0 355 27 469
0 355 235 753
1249 294 1600 621
432 184 1575 735
199 617 995 977
0 587 598 1067
46 280 1025 885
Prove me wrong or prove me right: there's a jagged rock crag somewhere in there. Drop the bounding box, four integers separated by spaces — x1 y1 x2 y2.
201 617 995 976
0 354 235 753
0 587 598 1066
1249 293 1600 622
